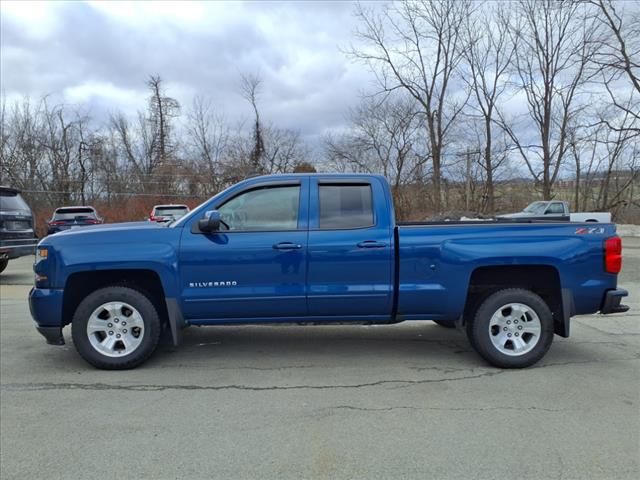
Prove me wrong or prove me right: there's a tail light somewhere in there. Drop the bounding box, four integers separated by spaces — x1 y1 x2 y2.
605 236 622 274
48 220 65 226
85 219 100 224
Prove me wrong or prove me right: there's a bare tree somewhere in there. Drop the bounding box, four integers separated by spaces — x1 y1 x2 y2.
349 0 472 213
185 96 229 194
262 126 310 174
589 0 639 136
499 0 601 200
0 96 46 193
146 75 180 168
240 73 265 173
110 112 156 185
460 3 514 214
326 96 426 218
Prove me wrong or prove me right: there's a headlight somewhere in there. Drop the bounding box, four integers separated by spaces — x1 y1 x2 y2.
34 247 50 288
36 247 48 262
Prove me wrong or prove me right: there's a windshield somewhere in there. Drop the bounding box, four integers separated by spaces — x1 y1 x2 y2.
0 192 30 212
523 202 547 215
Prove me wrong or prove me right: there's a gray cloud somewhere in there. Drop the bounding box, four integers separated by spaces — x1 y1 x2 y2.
1 0 371 145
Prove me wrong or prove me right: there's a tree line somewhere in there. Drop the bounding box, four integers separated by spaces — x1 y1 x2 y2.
1 0 638 225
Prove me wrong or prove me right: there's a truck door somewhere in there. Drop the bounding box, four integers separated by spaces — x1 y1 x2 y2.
179 179 309 320
307 178 394 317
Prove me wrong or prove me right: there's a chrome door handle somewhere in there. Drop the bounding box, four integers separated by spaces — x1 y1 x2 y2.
357 241 387 248
273 242 302 250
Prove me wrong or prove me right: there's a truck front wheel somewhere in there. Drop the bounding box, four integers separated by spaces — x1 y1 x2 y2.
466 288 554 368
71 286 162 369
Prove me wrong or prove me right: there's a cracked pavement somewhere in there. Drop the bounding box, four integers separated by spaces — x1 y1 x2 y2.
1 247 639 480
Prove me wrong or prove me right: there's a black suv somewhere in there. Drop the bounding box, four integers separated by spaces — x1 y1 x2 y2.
0 186 38 273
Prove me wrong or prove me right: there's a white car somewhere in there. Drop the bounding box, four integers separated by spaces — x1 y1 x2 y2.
497 201 611 223
148 204 190 223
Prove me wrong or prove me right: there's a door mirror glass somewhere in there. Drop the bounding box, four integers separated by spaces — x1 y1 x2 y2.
198 210 221 232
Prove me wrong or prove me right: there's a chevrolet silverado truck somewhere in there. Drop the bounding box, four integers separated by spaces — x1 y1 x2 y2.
29 174 629 370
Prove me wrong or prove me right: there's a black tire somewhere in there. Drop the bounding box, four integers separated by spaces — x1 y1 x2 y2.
0 258 8 274
71 286 162 369
433 319 456 328
466 288 554 368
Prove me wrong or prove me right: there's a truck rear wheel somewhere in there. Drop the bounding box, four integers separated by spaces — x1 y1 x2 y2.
71 286 161 369
466 288 554 368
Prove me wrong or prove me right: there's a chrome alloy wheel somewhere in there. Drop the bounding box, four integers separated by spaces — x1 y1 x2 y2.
86 302 145 357
488 302 541 356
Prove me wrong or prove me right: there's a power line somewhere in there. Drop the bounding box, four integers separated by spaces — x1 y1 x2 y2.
20 189 209 198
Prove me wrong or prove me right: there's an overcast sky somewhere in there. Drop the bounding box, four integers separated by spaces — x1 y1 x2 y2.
1 0 372 144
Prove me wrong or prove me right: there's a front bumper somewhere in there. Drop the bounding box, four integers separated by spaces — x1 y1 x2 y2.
36 326 65 345
600 289 629 314
29 287 66 345
0 238 38 260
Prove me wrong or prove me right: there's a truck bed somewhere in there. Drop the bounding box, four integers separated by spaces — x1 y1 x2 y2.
394 221 617 323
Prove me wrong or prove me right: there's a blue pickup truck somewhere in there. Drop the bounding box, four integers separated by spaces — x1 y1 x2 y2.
29 174 628 369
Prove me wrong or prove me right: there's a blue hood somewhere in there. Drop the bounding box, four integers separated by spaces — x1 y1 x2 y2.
40 221 180 249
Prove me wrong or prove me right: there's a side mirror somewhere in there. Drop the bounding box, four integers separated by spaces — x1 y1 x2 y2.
198 210 221 232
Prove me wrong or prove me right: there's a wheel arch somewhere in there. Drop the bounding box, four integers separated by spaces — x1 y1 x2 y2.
464 265 569 337
63 269 170 331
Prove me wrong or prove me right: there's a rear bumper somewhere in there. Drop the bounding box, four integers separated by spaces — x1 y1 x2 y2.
0 238 37 260
600 289 629 314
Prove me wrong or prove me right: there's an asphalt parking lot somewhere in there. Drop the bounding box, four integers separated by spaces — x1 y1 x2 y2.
1 241 639 480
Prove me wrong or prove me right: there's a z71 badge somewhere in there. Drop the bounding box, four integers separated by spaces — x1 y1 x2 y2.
189 281 238 288
575 226 605 235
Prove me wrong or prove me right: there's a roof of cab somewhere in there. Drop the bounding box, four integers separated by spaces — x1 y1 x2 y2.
246 173 388 181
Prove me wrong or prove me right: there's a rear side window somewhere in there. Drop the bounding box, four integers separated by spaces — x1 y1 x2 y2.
0 192 29 211
319 184 374 229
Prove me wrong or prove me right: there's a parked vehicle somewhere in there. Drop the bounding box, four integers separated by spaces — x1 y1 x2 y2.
30 174 628 370
47 206 103 235
148 204 190 223
497 201 611 223
0 186 38 273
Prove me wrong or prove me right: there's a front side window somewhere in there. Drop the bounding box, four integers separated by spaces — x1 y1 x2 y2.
319 184 374 229
218 185 300 231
